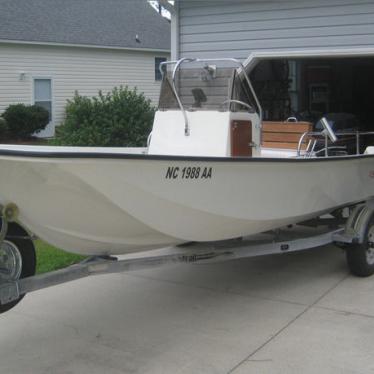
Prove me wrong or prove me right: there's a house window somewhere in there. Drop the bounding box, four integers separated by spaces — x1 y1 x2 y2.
155 57 167 81
34 79 52 121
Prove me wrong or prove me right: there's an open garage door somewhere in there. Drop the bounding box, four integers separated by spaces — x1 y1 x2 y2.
245 50 374 153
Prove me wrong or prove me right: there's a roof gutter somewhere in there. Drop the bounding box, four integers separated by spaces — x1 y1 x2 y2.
0 39 170 53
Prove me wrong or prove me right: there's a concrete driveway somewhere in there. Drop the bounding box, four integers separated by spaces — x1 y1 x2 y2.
0 245 373 374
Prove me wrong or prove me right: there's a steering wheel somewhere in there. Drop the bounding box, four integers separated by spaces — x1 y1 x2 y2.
220 99 254 112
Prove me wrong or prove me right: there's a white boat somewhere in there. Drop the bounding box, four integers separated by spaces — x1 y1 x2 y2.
0 57 374 256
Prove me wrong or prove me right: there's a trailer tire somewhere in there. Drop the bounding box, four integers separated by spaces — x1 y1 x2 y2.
346 217 374 277
0 224 36 314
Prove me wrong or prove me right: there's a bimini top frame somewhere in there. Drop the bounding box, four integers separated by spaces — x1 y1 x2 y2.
160 57 263 136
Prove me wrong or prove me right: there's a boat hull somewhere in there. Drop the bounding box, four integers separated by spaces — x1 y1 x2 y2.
0 146 373 255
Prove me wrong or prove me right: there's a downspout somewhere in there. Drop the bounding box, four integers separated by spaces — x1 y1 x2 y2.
170 1 179 60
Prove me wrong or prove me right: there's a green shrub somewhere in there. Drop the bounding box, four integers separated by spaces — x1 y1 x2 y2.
0 117 8 137
53 86 155 147
1 104 49 139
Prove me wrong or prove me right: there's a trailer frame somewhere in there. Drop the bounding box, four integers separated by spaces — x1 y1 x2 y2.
1 200 374 310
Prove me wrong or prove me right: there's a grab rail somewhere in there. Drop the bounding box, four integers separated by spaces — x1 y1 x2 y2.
160 58 263 137
160 58 194 136
297 131 374 157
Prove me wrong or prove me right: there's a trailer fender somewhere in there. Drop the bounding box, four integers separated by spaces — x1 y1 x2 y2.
334 201 374 244
0 219 31 239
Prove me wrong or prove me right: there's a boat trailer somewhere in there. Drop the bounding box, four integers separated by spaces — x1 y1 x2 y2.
1 201 374 313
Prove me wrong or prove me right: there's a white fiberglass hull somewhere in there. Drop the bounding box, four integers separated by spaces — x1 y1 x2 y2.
0 145 373 255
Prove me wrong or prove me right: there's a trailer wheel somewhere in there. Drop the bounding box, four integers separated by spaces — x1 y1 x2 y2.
346 218 374 277
0 228 36 314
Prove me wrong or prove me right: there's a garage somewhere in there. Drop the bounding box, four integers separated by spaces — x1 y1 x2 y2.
174 1 374 153
250 56 374 130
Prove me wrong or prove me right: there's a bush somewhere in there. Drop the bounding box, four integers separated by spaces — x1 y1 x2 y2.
53 86 155 147
1 104 49 139
0 117 8 137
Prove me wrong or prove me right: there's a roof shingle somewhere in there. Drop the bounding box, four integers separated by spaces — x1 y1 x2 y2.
0 0 170 51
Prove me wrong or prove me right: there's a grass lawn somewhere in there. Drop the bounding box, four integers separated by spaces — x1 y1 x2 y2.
35 240 86 274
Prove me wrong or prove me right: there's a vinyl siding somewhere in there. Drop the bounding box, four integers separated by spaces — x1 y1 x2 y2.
177 0 374 59
0 43 169 137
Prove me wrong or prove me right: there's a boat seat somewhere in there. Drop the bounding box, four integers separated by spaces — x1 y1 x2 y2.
262 121 313 150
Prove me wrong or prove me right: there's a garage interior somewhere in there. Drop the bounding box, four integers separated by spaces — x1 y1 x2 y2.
251 57 374 132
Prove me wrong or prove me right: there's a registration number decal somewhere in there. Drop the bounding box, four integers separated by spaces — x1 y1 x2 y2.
165 166 212 180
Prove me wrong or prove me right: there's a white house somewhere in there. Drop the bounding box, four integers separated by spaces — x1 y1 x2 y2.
0 0 170 137
171 0 374 59
169 1 374 127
